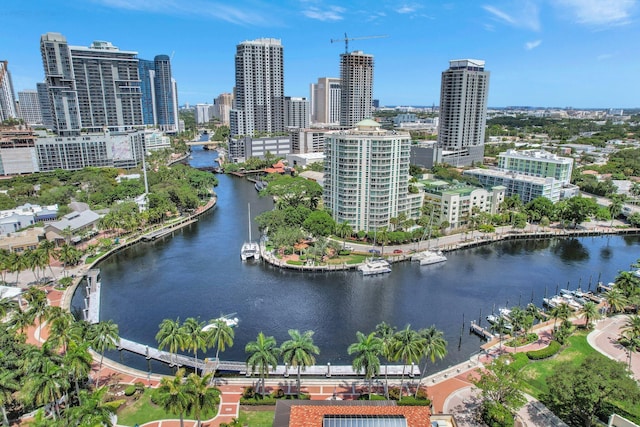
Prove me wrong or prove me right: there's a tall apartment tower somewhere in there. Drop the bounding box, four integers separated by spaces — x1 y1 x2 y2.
230 38 284 136
139 55 178 132
310 77 340 124
437 59 490 167
339 51 373 128
18 90 43 125
40 32 143 135
284 96 309 128
36 83 54 129
0 61 18 122
324 119 421 232
40 33 81 136
213 93 233 125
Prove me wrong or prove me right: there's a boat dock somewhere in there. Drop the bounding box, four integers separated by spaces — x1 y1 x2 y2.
141 219 198 242
83 269 101 324
469 320 494 340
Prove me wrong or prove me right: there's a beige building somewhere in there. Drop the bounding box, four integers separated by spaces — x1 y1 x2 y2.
0 227 43 253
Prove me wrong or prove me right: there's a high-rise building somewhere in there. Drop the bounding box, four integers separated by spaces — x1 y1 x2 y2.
138 59 156 125
17 91 42 125
324 119 421 232
40 32 143 135
230 38 284 136
310 77 340 124
153 55 178 132
213 93 233 125
0 61 18 122
339 51 373 128
195 103 212 125
36 83 53 129
437 59 490 167
284 96 309 128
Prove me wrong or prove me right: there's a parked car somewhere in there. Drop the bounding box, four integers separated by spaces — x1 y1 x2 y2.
393 249 403 254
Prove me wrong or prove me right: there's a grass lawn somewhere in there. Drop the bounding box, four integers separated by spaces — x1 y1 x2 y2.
236 409 275 427
116 389 218 426
519 331 598 398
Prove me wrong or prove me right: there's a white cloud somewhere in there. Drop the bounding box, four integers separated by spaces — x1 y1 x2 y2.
396 4 420 14
91 0 272 26
597 53 614 61
556 0 636 26
525 39 542 50
482 2 541 31
302 5 345 21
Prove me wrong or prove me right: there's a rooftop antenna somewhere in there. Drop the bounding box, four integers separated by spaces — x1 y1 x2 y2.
330 33 388 54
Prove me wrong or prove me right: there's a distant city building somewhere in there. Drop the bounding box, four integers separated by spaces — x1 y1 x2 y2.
324 119 421 232
213 93 233 125
228 135 291 163
144 129 171 151
0 125 38 175
373 99 379 108
285 96 309 128
393 113 417 126
230 38 285 136
286 152 324 168
17 90 42 125
310 77 341 124
422 179 505 229
195 103 213 125
35 129 145 171
438 59 489 166
410 141 442 170
0 61 18 122
0 203 58 235
288 128 330 154
463 148 577 203
40 33 143 135
339 51 374 128
36 83 53 129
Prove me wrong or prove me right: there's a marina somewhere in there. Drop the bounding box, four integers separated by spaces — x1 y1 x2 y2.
357 258 392 275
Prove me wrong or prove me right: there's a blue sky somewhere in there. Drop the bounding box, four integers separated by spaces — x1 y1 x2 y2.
2 0 638 108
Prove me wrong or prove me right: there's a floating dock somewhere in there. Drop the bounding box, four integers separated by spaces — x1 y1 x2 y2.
470 320 494 340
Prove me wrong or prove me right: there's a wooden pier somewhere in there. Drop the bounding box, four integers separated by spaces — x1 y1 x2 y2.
141 219 198 242
470 320 494 341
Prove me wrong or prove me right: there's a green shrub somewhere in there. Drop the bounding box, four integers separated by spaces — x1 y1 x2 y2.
239 396 277 405
149 388 161 404
481 401 514 427
124 385 137 396
526 340 561 360
286 260 304 265
134 381 145 392
242 386 256 399
358 393 387 400
396 397 431 406
299 255 307 260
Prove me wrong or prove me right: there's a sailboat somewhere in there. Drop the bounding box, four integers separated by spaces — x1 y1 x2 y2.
411 206 447 266
240 203 260 261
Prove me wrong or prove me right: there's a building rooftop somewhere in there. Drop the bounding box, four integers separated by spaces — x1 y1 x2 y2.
465 168 555 184
501 149 573 163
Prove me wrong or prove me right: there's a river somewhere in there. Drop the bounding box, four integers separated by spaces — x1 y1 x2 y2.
72 145 640 375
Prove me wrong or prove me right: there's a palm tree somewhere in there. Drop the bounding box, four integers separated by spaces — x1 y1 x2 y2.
63 341 93 404
579 301 601 329
389 325 425 401
280 329 320 398
0 368 18 426
609 195 625 226
489 316 508 351
335 222 353 250
509 307 526 350
622 315 640 340
55 243 82 276
414 326 448 399
8 307 34 336
157 368 190 427
23 360 69 420
89 320 119 387
45 306 74 353
375 321 396 399
614 271 640 298
23 287 48 342
38 240 58 281
0 297 17 319
185 372 218 427
550 303 572 331
156 318 185 368
245 332 280 396
67 386 117 427
348 331 383 399
10 252 28 286
605 288 628 314
206 318 235 362
181 317 207 376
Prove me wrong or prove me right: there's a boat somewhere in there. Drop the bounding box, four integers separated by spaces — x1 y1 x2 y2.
486 314 512 330
411 250 447 266
241 203 260 261
633 269 640 279
357 258 392 276
255 180 267 192
202 314 239 331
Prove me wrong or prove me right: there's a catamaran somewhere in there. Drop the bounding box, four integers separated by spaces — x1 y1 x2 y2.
240 203 260 261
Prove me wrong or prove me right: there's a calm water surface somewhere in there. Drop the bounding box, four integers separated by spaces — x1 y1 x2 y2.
73 146 640 374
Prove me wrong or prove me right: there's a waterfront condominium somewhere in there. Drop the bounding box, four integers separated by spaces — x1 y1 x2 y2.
40 32 143 135
230 38 285 137
138 55 179 133
324 119 422 232
339 51 373 128
437 59 490 167
17 90 43 125
310 77 341 125
0 61 18 122
285 96 310 128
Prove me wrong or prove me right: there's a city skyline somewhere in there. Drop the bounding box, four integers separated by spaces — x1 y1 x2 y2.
1 0 638 109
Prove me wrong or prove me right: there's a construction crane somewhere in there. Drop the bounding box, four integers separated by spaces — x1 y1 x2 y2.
330 33 388 54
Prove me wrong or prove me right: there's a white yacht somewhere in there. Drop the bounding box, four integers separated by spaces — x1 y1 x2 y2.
202 314 239 331
357 258 392 276
411 250 447 266
241 203 260 261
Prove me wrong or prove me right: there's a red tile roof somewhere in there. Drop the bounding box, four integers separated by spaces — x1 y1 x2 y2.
289 405 431 427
